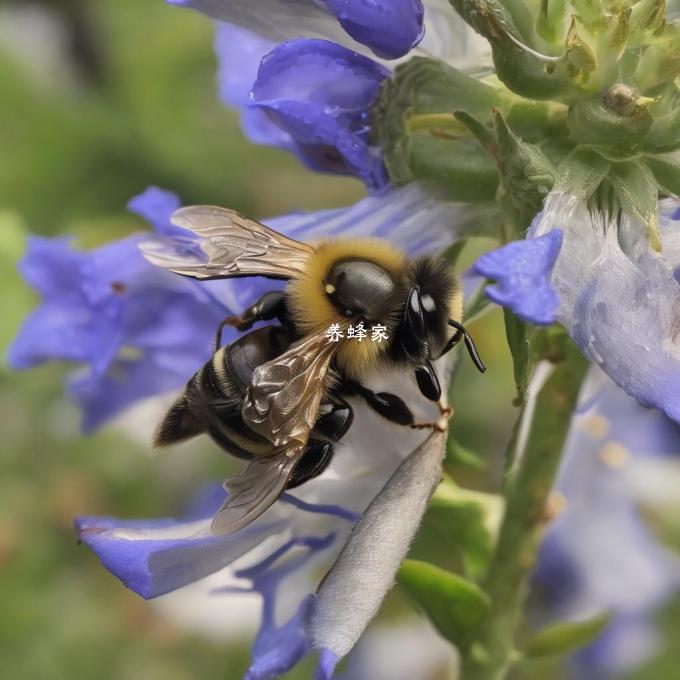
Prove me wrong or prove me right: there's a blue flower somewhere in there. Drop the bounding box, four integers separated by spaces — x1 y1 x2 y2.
170 0 425 60
320 0 424 60
472 193 680 425
7 187 227 432
19 178 485 678
9 183 480 430
534 367 680 677
199 6 490 185
472 230 563 325
214 24 293 150
250 39 390 190
76 409 446 679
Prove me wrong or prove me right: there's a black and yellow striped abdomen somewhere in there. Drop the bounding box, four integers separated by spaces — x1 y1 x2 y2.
154 325 294 458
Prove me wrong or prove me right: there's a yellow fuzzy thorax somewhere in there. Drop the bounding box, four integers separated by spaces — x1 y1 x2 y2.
449 283 463 325
286 238 407 378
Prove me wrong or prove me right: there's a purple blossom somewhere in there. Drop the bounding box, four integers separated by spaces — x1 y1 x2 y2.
472 193 680 426
7 187 227 432
169 0 425 59
321 0 424 60
534 368 680 677
75 391 444 679
9 183 482 430
15 180 490 677
76 482 350 678
250 39 390 190
214 24 294 149
472 230 563 325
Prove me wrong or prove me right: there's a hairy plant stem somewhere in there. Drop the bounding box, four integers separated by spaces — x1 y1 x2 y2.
461 344 588 680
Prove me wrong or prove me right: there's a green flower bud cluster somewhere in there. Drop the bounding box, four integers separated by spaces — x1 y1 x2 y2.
371 0 680 245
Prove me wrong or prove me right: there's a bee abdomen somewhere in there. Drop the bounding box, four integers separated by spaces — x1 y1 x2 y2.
153 348 240 449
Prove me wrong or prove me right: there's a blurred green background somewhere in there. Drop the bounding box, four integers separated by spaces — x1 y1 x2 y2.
8 1 675 679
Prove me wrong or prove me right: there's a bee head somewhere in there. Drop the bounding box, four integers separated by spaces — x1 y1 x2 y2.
395 256 461 364
324 259 400 321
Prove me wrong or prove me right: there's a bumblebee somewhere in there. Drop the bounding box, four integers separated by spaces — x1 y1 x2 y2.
142 206 485 534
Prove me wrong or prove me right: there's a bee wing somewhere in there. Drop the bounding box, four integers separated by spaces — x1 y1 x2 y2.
211 329 341 535
140 205 314 280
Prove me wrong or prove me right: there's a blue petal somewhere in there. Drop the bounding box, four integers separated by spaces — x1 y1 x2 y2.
235 534 338 680
170 0 423 59
531 193 680 425
575 615 659 679
69 350 201 433
472 230 563 325
251 39 389 189
244 597 314 680
17 236 84 299
280 493 360 523
8 302 113 370
75 490 287 599
322 0 424 59
127 186 185 238
79 235 158 305
315 649 339 680
266 183 466 256
67 283 226 431
9 191 232 429
214 23 295 148
7 236 125 374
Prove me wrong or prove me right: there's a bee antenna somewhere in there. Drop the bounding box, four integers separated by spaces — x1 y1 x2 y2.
447 320 486 373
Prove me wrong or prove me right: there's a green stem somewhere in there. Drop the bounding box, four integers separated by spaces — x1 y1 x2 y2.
461 343 588 680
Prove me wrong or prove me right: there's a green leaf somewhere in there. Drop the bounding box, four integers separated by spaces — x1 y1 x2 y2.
564 17 597 75
643 107 680 154
491 43 576 101
454 110 497 153
447 0 523 43
398 559 491 648
407 136 500 201
536 0 567 43
646 154 680 198
448 0 582 100
523 613 612 658
426 477 502 579
493 111 556 216
567 98 652 157
610 161 661 250
554 146 610 200
503 308 534 404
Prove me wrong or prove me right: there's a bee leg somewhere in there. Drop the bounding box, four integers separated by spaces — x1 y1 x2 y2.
214 291 291 350
312 396 354 442
341 379 415 426
287 442 335 488
438 401 453 418
410 400 452 432
286 397 353 489
415 361 441 401
342 378 449 432
414 362 453 427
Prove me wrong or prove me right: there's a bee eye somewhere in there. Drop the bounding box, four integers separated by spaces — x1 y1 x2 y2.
421 293 436 313
325 260 395 318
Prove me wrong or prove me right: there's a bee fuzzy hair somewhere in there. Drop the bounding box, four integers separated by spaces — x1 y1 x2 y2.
287 237 408 379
